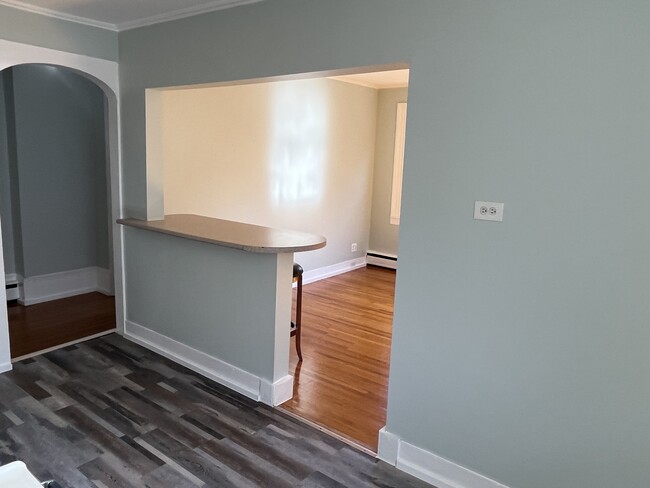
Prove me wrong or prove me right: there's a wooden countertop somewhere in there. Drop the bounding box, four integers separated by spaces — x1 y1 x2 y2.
117 214 326 254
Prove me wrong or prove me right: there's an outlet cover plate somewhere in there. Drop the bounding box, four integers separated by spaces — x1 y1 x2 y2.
474 201 504 222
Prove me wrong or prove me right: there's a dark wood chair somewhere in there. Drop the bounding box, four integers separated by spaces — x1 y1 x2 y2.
290 263 304 361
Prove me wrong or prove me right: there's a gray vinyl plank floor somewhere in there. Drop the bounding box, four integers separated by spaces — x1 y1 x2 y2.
0 334 432 488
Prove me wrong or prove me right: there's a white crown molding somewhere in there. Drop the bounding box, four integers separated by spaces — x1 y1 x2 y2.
0 0 264 32
0 0 117 31
117 0 264 31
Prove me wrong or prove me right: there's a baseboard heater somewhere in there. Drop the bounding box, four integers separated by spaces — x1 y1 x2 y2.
366 251 397 270
5 274 22 301
5 283 19 301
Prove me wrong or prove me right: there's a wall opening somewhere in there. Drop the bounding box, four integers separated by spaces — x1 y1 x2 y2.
145 64 410 451
0 63 116 359
0 40 124 370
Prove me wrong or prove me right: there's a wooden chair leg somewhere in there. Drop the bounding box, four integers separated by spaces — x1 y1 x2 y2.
295 273 303 361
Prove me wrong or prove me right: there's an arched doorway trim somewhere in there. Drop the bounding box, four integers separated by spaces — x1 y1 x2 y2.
0 39 124 371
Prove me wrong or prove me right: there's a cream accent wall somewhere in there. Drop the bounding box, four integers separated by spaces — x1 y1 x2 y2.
369 87 408 257
160 78 378 271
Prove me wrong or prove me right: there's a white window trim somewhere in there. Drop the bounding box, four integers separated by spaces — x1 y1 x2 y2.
390 102 407 225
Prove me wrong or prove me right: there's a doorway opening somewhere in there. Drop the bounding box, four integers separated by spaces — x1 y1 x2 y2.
147 65 409 452
283 265 397 452
0 64 116 360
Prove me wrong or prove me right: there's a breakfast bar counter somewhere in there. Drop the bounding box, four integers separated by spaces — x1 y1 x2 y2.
117 214 325 407
117 214 326 253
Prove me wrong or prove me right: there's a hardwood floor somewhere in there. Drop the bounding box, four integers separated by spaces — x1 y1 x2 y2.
0 334 430 488
282 266 395 452
8 292 116 359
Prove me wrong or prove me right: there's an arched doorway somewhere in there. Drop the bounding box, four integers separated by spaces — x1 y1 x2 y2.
0 40 123 370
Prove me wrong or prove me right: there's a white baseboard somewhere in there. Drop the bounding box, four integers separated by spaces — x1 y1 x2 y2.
260 374 293 406
302 257 367 285
20 267 113 305
0 362 12 373
124 320 289 406
377 427 400 464
366 251 397 270
377 427 510 488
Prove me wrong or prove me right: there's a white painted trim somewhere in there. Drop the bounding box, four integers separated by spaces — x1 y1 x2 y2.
260 374 293 406
302 257 367 285
0 202 11 367
377 428 510 488
0 39 119 92
11 329 116 362
20 267 112 306
124 320 283 405
271 253 292 393
0 0 264 32
0 362 12 373
0 0 117 30
390 102 407 226
377 427 400 464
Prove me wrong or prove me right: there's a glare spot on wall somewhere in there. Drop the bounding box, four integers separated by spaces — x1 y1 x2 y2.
269 81 327 205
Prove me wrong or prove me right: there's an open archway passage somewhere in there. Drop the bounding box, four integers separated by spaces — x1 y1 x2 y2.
0 64 116 359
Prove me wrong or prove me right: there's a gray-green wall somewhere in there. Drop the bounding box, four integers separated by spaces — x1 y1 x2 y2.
0 65 110 277
117 1 650 487
124 227 280 380
369 87 407 257
0 71 22 277
1 1 649 486
0 4 117 62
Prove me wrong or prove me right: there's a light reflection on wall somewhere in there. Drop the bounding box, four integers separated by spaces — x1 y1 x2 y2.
269 80 328 206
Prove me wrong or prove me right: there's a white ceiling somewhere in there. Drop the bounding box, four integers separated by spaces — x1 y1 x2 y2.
0 0 263 31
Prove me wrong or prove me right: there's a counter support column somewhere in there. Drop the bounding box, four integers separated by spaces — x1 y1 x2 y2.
261 252 294 405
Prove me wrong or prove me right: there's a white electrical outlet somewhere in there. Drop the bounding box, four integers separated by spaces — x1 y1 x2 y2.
474 201 504 222
351 243 358 252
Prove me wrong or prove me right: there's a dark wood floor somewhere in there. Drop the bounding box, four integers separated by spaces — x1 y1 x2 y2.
8 292 116 359
0 334 430 488
283 266 395 452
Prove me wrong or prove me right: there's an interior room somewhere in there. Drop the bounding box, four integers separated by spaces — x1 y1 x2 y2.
0 1 649 488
